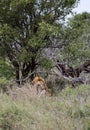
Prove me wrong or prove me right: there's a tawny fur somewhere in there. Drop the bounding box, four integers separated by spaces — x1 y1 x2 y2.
32 76 51 96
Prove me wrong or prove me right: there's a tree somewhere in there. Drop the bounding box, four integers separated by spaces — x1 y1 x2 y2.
58 12 90 66
0 0 79 83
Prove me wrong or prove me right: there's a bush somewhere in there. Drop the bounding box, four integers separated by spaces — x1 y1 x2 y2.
0 97 34 130
0 77 9 92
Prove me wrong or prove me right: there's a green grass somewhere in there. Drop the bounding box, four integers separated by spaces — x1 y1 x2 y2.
0 84 90 130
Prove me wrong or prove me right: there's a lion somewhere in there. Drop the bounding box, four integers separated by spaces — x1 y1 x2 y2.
32 76 51 97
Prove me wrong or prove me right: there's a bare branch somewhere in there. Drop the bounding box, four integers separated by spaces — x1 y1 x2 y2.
55 59 90 86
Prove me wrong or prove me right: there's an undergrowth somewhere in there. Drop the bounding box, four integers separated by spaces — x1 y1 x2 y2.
0 84 90 130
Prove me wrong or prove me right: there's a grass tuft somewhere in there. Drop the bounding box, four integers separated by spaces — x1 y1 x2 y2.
0 84 90 130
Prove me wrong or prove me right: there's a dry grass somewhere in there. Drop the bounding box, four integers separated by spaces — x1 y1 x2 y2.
0 84 90 130
8 83 39 101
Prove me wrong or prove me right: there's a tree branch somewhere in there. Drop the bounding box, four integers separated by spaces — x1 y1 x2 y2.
55 59 90 86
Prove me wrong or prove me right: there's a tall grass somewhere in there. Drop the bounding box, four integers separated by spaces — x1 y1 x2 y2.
0 84 90 130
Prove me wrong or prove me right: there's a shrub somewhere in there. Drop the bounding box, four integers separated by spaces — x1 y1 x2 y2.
0 100 34 130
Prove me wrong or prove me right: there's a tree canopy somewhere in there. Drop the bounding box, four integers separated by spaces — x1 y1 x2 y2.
59 12 90 66
0 0 79 82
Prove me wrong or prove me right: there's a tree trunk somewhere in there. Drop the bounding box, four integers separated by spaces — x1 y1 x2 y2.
15 62 23 85
15 60 36 85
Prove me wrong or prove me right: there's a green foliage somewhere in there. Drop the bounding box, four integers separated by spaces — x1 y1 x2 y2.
59 12 90 65
0 59 14 91
39 21 59 37
0 59 14 79
61 42 90 65
0 77 9 92
40 57 53 69
68 12 90 31
0 105 22 130
0 100 34 130
0 0 79 80
67 12 90 43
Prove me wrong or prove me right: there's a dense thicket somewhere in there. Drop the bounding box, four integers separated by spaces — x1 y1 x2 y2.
0 0 80 82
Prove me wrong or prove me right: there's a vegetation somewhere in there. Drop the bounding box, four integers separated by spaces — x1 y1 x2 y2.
0 0 80 82
0 84 90 130
0 0 90 129
59 12 90 66
0 0 90 81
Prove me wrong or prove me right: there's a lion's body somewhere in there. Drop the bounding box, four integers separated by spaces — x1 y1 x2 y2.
32 76 51 97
